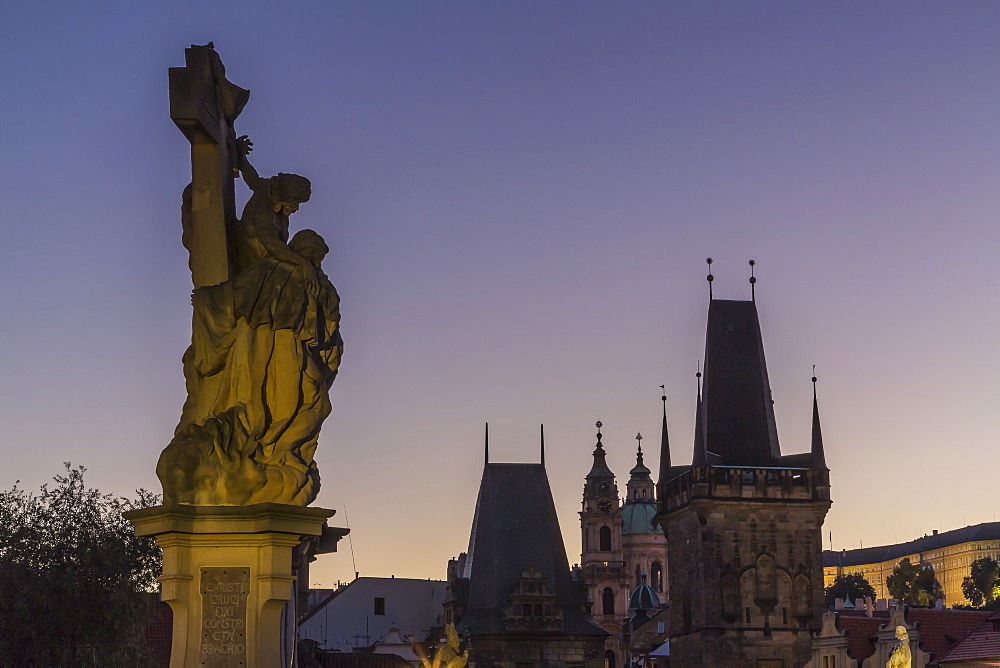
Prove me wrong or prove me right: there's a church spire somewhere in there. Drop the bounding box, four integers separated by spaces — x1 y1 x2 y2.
657 387 671 484
811 371 828 470
692 366 707 466
627 432 654 503
585 421 615 480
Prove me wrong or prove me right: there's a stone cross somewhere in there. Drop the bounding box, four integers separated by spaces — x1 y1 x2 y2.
169 43 249 288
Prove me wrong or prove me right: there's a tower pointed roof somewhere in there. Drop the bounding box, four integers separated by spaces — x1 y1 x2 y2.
461 462 606 636
657 390 671 483
628 441 652 482
692 371 707 466
811 375 828 470
701 299 781 465
585 422 615 480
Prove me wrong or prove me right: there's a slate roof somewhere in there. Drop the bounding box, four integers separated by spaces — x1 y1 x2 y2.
823 522 1000 568
461 463 606 636
701 299 781 466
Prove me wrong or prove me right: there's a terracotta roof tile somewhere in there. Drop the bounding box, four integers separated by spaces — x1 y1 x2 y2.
933 612 1000 664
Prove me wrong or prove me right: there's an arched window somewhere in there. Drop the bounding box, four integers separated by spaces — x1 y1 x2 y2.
599 525 612 551
651 562 663 592
602 587 615 615
605 649 617 668
635 565 642 587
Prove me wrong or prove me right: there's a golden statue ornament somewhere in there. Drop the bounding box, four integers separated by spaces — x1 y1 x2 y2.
416 624 469 668
887 625 912 668
156 112 342 505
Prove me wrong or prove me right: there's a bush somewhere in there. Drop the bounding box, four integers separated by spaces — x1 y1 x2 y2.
0 464 162 666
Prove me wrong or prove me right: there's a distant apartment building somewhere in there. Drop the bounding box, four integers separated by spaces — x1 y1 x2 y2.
823 523 1000 605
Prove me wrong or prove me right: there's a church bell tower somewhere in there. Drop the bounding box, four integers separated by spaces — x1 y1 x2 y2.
580 422 629 667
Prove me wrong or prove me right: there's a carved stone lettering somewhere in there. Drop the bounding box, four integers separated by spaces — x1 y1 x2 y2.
200 567 249 666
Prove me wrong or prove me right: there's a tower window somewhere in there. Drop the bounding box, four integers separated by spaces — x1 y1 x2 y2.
600 525 612 551
651 562 663 592
602 587 615 615
374 597 385 615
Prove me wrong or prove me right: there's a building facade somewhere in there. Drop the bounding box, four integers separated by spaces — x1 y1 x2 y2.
656 297 832 667
824 523 1000 606
579 422 668 668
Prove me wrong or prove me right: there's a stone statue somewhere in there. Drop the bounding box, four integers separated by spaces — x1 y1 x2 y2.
157 45 342 505
417 624 469 668
887 626 912 668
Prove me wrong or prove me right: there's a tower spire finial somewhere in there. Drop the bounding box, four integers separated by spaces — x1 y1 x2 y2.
706 257 714 300
749 259 756 302
811 366 827 470
657 386 671 488
635 432 643 454
540 424 545 467
595 421 603 448
692 364 706 466
484 422 489 466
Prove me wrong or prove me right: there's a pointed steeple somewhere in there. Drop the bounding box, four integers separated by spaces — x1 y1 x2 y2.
629 434 651 481
692 368 707 466
626 433 655 504
540 424 545 468
811 372 828 470
701 299 781 465
657 387 671 485
585 421 615 480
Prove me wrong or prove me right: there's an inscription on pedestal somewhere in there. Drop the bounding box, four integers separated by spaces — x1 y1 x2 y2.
200 567 249 666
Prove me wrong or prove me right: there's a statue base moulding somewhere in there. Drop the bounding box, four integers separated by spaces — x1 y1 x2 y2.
125 503 335 668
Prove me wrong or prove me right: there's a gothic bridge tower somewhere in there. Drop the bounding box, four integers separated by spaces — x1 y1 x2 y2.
656 288 831 667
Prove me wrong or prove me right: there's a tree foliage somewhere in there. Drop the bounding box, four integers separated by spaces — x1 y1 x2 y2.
825 573 877 607
886 558 940 607
962 557 1000 608
0 464 162 666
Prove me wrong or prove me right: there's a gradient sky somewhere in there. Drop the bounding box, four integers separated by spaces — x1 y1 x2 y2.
3 2 1000 588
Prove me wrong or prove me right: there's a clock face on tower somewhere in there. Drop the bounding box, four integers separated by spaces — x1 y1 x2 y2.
597 498 613 514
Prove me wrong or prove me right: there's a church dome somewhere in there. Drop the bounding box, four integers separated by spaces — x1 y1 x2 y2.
628 572 661 612
621 502 658 535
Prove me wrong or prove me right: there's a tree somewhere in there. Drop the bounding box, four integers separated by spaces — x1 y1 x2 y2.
825 573 877 607
0 464 162 666
886 558 940 607
962 557 1000 608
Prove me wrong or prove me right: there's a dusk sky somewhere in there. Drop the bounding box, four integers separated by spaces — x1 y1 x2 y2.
3 2 1000 588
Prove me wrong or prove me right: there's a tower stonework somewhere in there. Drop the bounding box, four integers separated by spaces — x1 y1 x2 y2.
656 299 831 667
579 425 629 667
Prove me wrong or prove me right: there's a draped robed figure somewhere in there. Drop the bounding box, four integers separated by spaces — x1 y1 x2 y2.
157 135 342 506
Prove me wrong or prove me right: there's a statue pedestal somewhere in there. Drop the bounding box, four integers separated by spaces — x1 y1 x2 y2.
125 503 335 668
